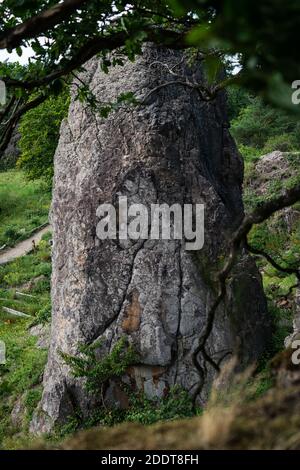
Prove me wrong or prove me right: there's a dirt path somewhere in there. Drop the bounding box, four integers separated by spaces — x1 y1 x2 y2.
0 225 51 265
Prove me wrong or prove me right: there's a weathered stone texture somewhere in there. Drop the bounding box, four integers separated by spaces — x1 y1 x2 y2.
31 45 270 433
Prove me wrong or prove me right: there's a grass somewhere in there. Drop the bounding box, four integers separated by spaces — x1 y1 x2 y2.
0 170 51 248
40 357 300 451
0 318 48 449
0 235 52 449
50 385 201 444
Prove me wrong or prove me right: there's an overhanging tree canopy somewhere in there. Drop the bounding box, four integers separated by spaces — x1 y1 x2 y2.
0 0 300 154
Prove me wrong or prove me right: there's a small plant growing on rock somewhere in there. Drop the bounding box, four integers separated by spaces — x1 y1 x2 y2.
60 337 138 393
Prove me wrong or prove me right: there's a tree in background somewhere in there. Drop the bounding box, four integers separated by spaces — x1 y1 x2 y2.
17 89 69 183
230 95 300 156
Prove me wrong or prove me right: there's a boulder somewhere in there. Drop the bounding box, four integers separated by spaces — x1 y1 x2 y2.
31 45 270 433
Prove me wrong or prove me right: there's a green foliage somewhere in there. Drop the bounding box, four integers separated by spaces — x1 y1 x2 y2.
237 103 300 376
268 303 293 355
124 386 198 425
0 256 51 287
32 301 51 326
0 233 51 448
53 416 80 441
0 170 50 247
75 84 138 118
61 337 138 393
262 134 296 154
0 238 52 324
17 90 69 183
53 385 200 441
23 386 43 422
246 204 300 316
247 367 274 400
238 144 261 163
60 338 201 435
0 320 47 448
247 204 300 271
227 85 251 121
231 97 300 150
87 386 199 428
244 208 299 361
1 0 299 116
179 1 300 109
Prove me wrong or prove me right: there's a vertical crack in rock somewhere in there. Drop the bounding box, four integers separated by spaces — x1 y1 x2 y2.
90 238 147 343
31 44 271 433
174 242 183 385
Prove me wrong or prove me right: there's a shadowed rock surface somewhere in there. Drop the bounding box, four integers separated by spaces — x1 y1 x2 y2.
31 45 270 433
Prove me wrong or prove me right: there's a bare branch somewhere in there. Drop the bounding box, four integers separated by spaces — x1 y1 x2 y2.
140 69 245 105
140 79 214 104
192 184 300 404
0 96 16 122
0 94 47 155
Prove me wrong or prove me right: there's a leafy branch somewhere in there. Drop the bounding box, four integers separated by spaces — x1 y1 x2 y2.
60 337 138 395
0 0 89 51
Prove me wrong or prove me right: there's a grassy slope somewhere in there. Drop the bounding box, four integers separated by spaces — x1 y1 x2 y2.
50 382 300 450
0 170 52 448
0 235 51 449
0 170 50 247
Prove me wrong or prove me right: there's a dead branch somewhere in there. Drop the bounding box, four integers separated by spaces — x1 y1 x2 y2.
141 70 244 105
192 184 300 404
0 94 47 155
140 79 214 103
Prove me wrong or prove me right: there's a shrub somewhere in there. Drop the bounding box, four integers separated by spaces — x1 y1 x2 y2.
61 337 138 393
231 96 300 149
17 89 70 184
262 134 296 154
238 144 261 162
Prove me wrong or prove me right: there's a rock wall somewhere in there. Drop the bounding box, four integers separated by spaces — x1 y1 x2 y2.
31 45 270 433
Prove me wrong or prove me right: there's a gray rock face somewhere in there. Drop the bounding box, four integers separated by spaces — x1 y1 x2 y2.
31 45 270 433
